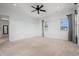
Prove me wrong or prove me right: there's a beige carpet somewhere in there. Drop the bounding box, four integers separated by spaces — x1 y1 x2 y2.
0 37 79 56
0 37 8 44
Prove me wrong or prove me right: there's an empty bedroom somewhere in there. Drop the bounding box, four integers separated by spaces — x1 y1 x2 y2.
0 3 79 56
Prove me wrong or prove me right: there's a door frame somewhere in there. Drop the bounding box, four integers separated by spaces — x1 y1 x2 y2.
42 20 44 37
3 25 8 34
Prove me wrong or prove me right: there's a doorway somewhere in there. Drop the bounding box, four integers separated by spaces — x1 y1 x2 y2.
0 15 9 43
3 25 8 34
67 14 77 44
41 20 48 37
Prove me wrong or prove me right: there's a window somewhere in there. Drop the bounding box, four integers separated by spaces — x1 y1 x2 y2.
60 18 68 31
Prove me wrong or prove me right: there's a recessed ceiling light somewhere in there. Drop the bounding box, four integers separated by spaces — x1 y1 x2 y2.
13 4 16 6
57 6 60 8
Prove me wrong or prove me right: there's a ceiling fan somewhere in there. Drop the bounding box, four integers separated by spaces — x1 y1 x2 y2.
31 5 46 14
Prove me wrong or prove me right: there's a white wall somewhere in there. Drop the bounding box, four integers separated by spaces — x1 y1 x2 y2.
77 14 79 45
9 14 41 41
77 6 79 45
45 15 68 40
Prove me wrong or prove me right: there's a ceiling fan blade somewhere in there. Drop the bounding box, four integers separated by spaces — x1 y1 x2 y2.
32 10 37 12
39 5 43 9
40 9 46 12
37 10 39 14
31 6 36 9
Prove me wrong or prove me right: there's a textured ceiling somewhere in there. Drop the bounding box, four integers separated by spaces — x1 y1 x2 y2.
18 3 75 19
0 3 75 19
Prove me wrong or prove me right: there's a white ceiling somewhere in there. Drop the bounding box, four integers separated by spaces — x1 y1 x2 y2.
0 3 75 19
